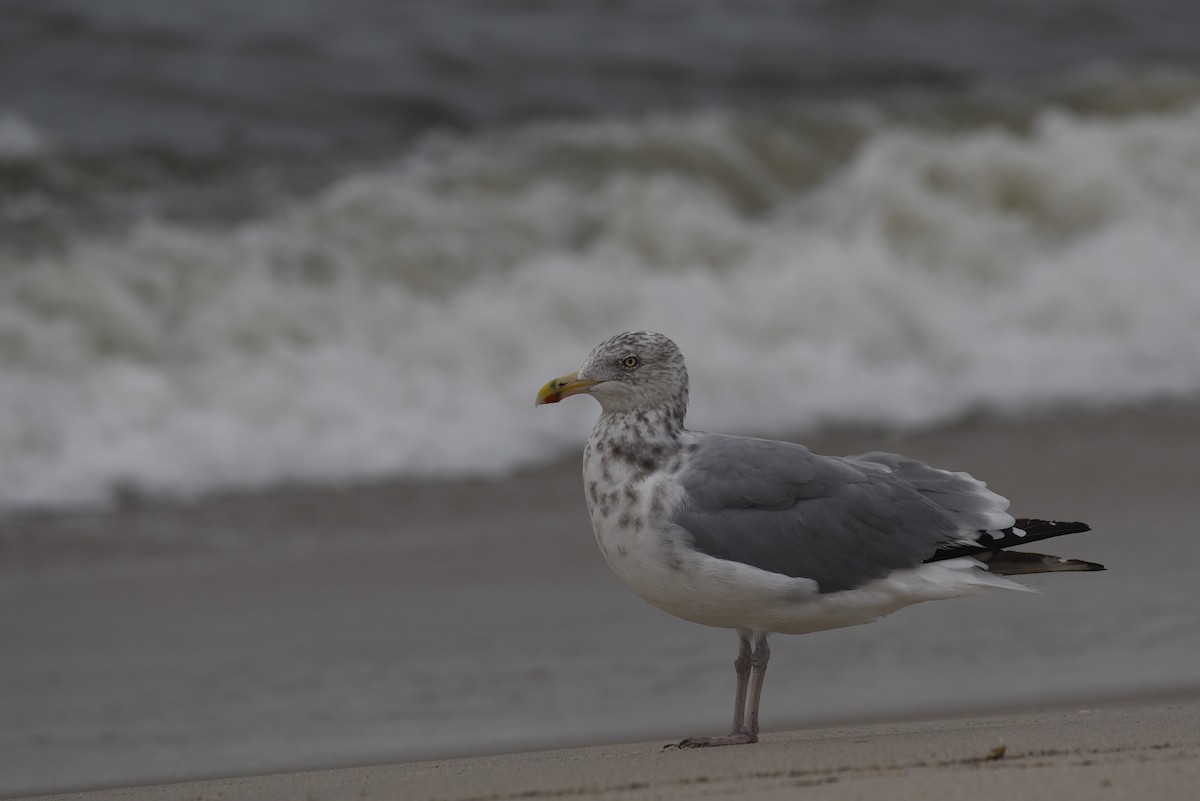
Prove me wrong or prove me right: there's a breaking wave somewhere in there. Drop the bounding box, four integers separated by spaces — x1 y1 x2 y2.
4 97 1200 510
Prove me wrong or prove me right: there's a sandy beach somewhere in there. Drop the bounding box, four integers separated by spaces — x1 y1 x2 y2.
15 694 1200 801
3 403 1200 797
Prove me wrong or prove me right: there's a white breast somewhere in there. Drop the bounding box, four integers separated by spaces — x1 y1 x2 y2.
580 429 693 610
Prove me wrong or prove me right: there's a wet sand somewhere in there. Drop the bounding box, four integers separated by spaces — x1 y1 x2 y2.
2 403 1199 796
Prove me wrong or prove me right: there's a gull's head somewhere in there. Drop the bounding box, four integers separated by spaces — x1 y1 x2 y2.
536 331 689 418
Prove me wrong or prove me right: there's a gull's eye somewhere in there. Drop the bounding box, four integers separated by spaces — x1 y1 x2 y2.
622 355 639 369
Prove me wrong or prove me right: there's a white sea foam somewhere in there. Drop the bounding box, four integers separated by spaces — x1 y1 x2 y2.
0 111 50 160
3 102 1200 510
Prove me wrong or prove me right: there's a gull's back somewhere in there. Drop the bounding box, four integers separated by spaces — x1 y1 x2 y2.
673 433 1014 594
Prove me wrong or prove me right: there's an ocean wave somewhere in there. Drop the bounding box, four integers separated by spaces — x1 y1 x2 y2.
3 99 1200 511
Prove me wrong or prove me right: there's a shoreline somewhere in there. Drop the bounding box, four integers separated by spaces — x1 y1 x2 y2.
3 399 1195 571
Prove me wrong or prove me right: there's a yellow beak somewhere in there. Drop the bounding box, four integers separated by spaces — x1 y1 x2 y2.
536 371 600 405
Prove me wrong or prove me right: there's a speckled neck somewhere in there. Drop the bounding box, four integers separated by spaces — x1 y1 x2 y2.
587 406 685 479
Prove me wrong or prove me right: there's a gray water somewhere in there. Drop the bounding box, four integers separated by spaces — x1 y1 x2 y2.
7 0 1199 152
5 0 1200 243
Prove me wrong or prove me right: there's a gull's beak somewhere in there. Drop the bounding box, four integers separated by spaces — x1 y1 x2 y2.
536 371 600 406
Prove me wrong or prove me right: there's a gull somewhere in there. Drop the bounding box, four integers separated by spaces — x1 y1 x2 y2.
536 331 1103 748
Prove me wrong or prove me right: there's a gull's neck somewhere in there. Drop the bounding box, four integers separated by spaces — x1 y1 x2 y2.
587 406 685 477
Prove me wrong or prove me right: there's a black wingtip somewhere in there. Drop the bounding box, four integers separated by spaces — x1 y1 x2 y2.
1013 518 1091 537
928 518 1097 563
979 550 1106 575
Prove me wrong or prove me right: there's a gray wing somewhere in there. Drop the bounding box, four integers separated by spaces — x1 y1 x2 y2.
673 434 1012 593
844 451 1013 532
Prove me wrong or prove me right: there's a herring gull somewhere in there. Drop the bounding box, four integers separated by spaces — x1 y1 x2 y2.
536 331 1103 748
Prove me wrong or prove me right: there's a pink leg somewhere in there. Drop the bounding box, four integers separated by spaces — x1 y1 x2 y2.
678 631 767 748
744 633 770 737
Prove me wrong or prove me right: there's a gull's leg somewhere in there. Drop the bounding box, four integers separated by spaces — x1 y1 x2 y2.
728 629 753 733
744 632 770 738
677 629 759 748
